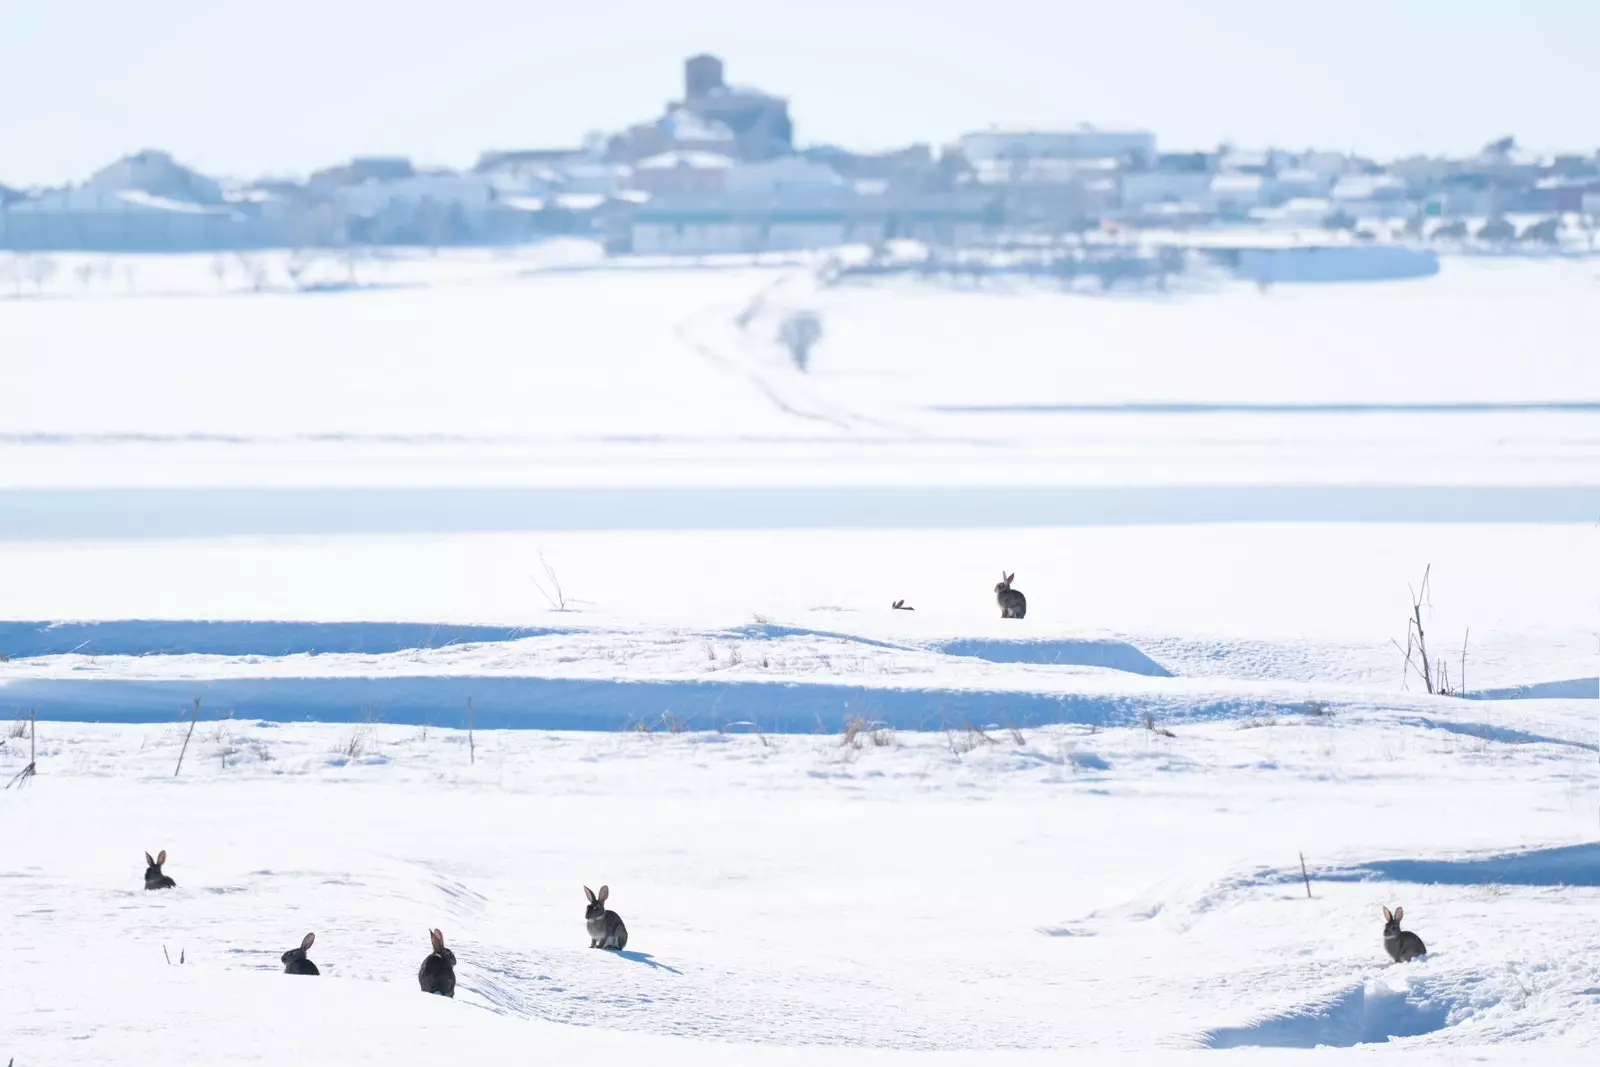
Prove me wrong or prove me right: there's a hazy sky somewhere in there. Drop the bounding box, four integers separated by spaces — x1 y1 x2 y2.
2 0 1596 185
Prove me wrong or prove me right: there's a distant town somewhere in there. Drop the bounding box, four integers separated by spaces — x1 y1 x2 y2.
2 53 1598 258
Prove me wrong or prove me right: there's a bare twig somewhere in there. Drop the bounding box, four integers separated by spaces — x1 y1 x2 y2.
841 716 865 749
999 712 1026 746
1143 713 1176 739
1410 566 1434 694
466 697 476 765
530 550 569 611
5 710 36 789
1299 851 1312 899
174 697 200 777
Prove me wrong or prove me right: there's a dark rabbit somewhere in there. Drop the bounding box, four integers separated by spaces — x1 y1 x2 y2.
144 849 176 890
585 885 628 951
995 572 1026 619
282 932 319 975
418 928 456 997
1382 905 1426 962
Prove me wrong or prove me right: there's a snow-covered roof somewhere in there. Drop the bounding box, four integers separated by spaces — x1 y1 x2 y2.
636 150 735 171
553 192 607 211
1331 174 1408 201
660 109 736 143
1221 149 1270 167
1282 197 1333 213
1274 168 1322 185
1210 173 1264 194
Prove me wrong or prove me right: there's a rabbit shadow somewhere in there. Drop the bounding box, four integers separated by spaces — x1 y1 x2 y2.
612 950 683 975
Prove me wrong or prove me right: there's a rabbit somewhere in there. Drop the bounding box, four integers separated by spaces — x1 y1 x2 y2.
282 932 319 975
144 849 176 890
1382 905 1426 962
418 928 456 997
995 572 1026 619
585 885 628 951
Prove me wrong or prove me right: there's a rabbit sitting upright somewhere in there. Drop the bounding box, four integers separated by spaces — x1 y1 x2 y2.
1382 905 1426 962
282 932 319 975
995 572 1027 619
144 850 176 890
418 928 456 997
585 885 628 951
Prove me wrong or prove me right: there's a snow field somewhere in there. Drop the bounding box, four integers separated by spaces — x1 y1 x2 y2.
3 708 1599 1063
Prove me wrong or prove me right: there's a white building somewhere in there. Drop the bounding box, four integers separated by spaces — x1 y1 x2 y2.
631 151 735 195
334 171 495 218
1204 173 1266 216
1329 174 1412 219
629 192 989 255
959 126 1155 165
0 184 259 250
89 149 223 205
1121 170 1212 210
1271 168 1335 200
724 157 844 195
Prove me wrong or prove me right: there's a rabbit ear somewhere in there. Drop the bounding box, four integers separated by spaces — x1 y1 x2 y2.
584 886 596 903
1006 572 1015 583
1393 906 1403 922
1382 906 1392 921
598 885 610 902
301 932 315 951
145 852 156 867
430 928 444 949
156 850 167 865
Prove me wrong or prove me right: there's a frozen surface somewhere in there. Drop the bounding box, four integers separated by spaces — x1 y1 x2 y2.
2 249 1597 491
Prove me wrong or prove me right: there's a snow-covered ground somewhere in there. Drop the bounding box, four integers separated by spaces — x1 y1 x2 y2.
2 246 1597 1063
2 247 1598 491
4 710 1600 1064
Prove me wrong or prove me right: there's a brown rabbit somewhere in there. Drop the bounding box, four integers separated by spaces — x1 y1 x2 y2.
585 885 628 951
995 572 1026 619
1382 906 1426 962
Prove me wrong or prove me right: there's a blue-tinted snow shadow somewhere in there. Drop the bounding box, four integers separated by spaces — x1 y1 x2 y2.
0 620 569 658
937 637 1171 675
1348 842 1600 888
613 951 682 974
1398 715 1597 751
1203 982 1450 1049
3 675 1292 732
1263 842 1600 890
0 619 1176 682
3 484 1598 539
1465 677 1597 701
